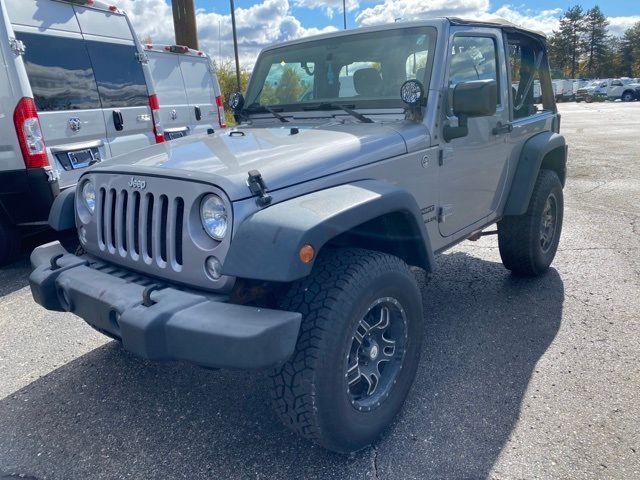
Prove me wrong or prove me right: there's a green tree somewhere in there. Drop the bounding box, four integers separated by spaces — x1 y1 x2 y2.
215 60 251 125
618 22 640 77
582 6 610 77
274 66 305 104
549 6 586 78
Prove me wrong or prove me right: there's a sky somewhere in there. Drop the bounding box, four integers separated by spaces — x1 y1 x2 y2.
116 0 640 66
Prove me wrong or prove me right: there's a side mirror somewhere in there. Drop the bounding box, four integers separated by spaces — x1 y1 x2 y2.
229 92 245 113
453 79 497 117
444 80 497 142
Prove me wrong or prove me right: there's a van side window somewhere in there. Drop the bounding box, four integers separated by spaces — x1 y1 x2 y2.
16 32 101 112
85 41 149 108
449 36 500 104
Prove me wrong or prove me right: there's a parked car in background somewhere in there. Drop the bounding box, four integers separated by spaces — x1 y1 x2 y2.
0 0 164 265
576 78 637 102
552 79 574 101
146 44 226 140
576 80 608 102
607 78 639 102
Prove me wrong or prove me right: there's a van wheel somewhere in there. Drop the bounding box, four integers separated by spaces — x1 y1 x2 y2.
270 248 423 453
0 218 20 266
498 170 563 276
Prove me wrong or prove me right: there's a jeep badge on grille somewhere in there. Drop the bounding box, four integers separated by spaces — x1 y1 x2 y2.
128 177 146 189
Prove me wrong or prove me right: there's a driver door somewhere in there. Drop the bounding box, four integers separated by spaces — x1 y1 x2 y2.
438 29 511 237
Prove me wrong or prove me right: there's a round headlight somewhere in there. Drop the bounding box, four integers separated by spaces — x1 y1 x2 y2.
81 181 96 214
200 194 228 240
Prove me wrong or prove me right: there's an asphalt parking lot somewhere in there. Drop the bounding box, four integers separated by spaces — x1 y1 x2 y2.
1 102 639 480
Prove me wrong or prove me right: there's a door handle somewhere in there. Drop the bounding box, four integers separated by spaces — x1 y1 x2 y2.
492 121 512 135
194 105 202 121
112 110 124 131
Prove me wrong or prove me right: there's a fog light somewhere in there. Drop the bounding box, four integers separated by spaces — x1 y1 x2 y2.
79 226 87 245
205 256 222 280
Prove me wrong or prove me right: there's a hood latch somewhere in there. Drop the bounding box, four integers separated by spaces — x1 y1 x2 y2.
247 170 272 207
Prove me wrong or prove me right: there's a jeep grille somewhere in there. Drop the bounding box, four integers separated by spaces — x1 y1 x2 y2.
96 188 184 270
78 172 234 292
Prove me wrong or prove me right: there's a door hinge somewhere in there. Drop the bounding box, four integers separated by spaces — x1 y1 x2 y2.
9 37 25 56
135 51 148 64
438 205 454 223
438 149 444 166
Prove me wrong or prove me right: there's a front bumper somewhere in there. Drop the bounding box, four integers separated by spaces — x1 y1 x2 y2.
29 242 302 369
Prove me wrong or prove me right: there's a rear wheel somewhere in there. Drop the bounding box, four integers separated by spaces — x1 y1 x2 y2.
270 248 423 453
498 169 563 276
621 91 635 102
0 217 20 267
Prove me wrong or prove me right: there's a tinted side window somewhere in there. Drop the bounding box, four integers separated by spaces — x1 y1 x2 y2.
16 32 101 111
85 41 148 108
449 36 499 104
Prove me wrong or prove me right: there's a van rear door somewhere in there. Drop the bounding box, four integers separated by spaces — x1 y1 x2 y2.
75 6 156 158
179 56 217 135
148 50 191 140
14 30 108 188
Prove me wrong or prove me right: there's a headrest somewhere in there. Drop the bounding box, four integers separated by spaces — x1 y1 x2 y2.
353 68 383 97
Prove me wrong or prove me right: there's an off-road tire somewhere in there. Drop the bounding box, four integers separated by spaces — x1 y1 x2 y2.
0 218 20 267
498 169 563 276
269 248 423 453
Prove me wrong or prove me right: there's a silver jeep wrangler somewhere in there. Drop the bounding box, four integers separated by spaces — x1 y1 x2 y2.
30 18 567 453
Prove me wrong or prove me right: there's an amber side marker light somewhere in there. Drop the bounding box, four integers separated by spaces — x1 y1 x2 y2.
299 244 315 264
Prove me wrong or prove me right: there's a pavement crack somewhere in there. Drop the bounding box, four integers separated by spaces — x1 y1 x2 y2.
371 445 380 480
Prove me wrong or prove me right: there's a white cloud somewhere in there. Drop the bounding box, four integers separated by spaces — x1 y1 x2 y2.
294 0 359 19
117 0 336 66
356 0 489 26
117 0 640 68
608 16 640 37
355 0 638 37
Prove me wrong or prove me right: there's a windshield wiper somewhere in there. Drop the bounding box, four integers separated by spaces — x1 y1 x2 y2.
245 104 289 123
302 103 373 123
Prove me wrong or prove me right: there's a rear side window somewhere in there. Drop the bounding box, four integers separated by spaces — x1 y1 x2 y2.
16 32 101 111
149 53 188 105
180 58 214 104
85 41 149 108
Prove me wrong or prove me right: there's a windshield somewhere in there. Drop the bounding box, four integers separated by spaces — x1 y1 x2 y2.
245 26 437 112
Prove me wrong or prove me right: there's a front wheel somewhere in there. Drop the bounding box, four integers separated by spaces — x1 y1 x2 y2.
498 169 564 276
270 248 423 453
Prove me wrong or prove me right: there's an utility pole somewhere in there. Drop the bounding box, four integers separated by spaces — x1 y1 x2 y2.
230 0 242 92
343 0 347 29
172 0 198 50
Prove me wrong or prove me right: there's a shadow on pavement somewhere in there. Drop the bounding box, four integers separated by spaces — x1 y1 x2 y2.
0 251 564 480
0 230 64 298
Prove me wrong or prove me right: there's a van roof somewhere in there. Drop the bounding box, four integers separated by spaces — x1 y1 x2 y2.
54 0 122 13
144 43 210 59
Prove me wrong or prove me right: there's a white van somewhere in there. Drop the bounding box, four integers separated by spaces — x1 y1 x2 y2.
146 44 226 140
0 0 164 264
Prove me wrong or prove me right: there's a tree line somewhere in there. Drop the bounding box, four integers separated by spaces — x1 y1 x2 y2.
548 5 640 79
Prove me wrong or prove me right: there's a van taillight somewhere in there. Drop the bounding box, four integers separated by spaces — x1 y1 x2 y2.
215 96 227 129
13 97 49 169
148 94 165 144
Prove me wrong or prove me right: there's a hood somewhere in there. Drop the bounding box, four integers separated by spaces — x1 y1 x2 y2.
92 122 409 201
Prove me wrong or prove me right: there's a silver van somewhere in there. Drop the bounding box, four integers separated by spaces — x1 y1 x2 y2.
146 44 226 139
0 0 164 264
